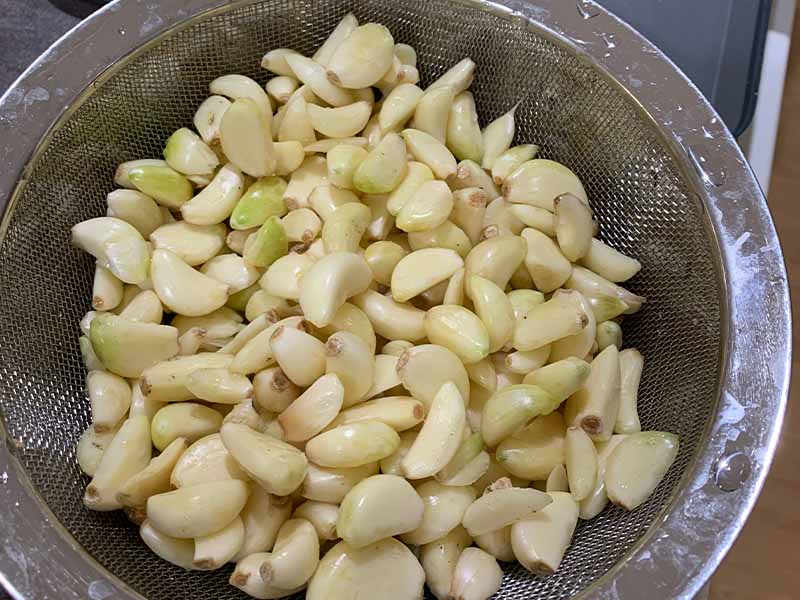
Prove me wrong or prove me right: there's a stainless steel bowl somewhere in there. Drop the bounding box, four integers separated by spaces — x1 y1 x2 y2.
0 1 790 598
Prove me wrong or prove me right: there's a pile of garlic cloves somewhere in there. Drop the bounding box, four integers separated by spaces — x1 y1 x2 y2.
72 13 680 600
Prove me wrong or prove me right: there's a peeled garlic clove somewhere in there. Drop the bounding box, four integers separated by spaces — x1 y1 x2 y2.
390 247 462 303
414 85 455 143
436 431 483 483
464 234 525 290
141 352 233 402
284 53 355 107
228 315 302 375
210 73 272 122
170 433 248 488
565 426 597 501
449 159 502 198
149 221 226 266
90 313 178 378
462 485 552 537
546 287 595 353
293 500 339 540
106 189 164 238
351 289 426 341
151 402 222 451
481 384 558 448
72 217 150 285
564 344 620 441
554 192 593 261
84 416 151 511
481 104 517 170
326 23 394 88
253 366 301 413
615 348 643 433
266 75 299 105
180 163 245 225
507 289 545 320
230 552 303 599
380 83 424 132
221 422 307 496
114 159 168 188
566 266 646 315
449 547 503 600
119 289 163 324
511 491 578 576
278 94 316 145
352 132 408 194
278 373 344 442
163 127 219 176
337 474 423 548
233 487 293 562
360 351 402 397
299 251 371 327
229 176 287 230
201 253 260 294
400 382 465 479
446 92 483 163
184 368 253 405
503 159 588 210
306 421 400 468
425 305 490 365
77 424 118 476
262 48 301 76
520 227 571 292
381 339 413 357
191 515 245 571
386 161 434 216
330 395 422 432
496 412 566 480
426 56 475 92
151 249 229 316
579 238 642 282
523 357 591 404
321 202 370 253
282 155 328 209
244 215 288 268
260 252 314 301
396 344 470 409
420 526 472 600
578 434 627 519
451 187 488 245
605 431 679 510
402 128 457 180
91 265 123 313
140 520 197 570
399 481 474 546
125 164 193 210
326 145 368 190
443 267 466 306
505 347 550 375
87 370 131 433
270 325 326 387
314 301 377 355
255 518 319 590
324 331 375 406
301 462 379 503
473 526 514 562
466 274 515 353
465 356 496 392
194 95 231 144
395 181 454 233
147 479 248 538
308 538 424 600
513 293 590 351
508 204 555 237
312 12 359 65
220 97 276 177
491 144 539 184
596 320 623 352
117 437 186 509
307 101 372 139
309 185 361 226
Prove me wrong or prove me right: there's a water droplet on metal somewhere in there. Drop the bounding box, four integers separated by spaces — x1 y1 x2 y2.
576 0 600 19
0 471 7 484
600 33 616 49
685 142 726 188
701 126 713 139
118 28 126 36
714 452 751 492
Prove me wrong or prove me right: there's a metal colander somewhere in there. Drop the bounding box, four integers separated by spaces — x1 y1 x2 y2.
0 1 790 599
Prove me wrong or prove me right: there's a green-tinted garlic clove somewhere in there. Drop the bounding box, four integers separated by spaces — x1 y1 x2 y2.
163 127 219 176
89 313 178 378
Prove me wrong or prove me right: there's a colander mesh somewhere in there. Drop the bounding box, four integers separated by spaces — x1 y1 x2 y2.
0 0 721 598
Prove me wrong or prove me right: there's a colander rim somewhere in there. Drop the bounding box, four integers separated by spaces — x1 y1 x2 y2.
0 1 790 599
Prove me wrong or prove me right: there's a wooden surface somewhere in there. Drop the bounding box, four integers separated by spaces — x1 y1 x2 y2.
708 11 800 600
